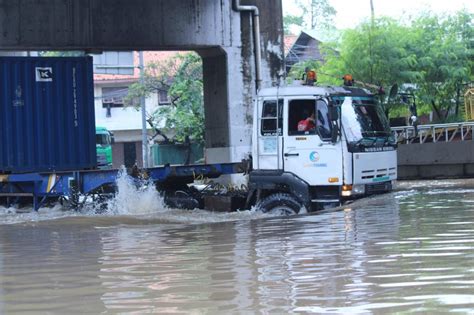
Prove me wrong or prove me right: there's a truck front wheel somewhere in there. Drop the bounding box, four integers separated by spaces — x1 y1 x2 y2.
256 193 302 216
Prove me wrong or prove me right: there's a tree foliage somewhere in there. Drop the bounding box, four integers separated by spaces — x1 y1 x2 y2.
288 59 322 82
126 53 204 144
284 14 304 35
283 0 336 35
305 10 474 121
410 11 473 119
297 0 336 31
39 51 85 57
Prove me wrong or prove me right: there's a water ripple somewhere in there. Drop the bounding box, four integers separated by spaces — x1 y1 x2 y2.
1 180 474 313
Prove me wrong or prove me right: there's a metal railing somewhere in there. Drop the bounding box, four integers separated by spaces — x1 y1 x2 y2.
392 122 474 144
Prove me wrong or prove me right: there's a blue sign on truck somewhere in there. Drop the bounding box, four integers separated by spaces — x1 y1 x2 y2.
0 57 96 173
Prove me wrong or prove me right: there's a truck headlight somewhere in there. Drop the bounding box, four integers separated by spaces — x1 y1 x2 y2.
342 185 352 197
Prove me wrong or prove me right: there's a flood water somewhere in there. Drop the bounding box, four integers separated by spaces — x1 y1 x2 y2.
1 180 474 314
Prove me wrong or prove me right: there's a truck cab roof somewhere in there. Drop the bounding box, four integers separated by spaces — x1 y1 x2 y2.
258 84 373 98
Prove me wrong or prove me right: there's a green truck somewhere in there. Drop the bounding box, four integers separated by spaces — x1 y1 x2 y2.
96 126 114 168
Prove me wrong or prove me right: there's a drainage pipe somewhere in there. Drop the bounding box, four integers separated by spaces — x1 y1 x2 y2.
233 0 262 91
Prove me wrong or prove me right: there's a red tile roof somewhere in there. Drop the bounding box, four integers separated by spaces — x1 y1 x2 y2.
284 35 298 54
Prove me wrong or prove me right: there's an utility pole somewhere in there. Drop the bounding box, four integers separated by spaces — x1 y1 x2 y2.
368 0 375 84
370 0 375 25
139 51 149 168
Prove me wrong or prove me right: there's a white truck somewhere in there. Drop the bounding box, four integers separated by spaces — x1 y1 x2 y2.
185 80 398 215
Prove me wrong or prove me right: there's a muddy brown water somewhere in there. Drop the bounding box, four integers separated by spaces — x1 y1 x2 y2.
1 180 474 314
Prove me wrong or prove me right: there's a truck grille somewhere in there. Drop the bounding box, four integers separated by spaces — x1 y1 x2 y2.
361 167 396 180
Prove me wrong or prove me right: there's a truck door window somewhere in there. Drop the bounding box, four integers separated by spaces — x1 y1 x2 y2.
261 99 283 136
288 99 316 135
316 100 332 140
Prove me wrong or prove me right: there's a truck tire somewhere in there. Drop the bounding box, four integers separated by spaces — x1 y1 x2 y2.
256 193 302 216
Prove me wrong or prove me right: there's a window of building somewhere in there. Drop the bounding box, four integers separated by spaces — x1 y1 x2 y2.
261 99 283 136
158 89 171 105
92 51 134 75
102 87 129 109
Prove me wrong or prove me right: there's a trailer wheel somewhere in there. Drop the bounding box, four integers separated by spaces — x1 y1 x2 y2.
256 193 302 216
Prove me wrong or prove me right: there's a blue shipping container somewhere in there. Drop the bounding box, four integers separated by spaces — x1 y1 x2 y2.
0 57 96 173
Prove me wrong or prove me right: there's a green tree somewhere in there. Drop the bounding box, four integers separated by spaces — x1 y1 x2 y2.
126 53 204 144
409 10 473 120
284 14 304 34
39 51 84 57
321 17 419 86
317 11 472 120
283 0 336 35
297 0 336 31
288 59 322 82
319 17 420 116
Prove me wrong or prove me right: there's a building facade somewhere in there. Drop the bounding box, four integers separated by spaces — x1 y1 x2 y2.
93 51 177 168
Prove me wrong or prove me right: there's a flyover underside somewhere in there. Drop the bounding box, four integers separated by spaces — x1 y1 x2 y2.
0 1 231 50
0 0 284 165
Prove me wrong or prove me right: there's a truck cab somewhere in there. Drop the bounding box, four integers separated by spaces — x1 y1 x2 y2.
249 84 397 214
96 126 114 169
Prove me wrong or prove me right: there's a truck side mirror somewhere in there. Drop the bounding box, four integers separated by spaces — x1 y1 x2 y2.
329 106 338 122
331 125 339 144
327 101 340 144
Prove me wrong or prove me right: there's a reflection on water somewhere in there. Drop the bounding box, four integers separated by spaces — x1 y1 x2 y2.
1 182 474 313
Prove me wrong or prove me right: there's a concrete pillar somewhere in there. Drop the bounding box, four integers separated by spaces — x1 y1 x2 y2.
200 0 284 165
201 49 230 151
200 45 254 165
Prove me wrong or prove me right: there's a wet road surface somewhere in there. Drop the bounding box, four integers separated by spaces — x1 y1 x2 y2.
0 180 474 314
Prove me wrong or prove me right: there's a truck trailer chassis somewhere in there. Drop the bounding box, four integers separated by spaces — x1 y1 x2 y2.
0 163 247 211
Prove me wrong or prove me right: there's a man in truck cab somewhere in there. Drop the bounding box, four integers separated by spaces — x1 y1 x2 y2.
297 110 316 132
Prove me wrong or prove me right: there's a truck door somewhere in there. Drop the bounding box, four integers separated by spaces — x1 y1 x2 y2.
255 98 283 170
283 98 343 186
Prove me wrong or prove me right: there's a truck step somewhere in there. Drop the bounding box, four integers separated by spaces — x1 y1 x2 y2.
311 199 340 203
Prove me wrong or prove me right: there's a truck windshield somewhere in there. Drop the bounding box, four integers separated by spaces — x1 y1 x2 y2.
96 134 111 145
341 97 391 143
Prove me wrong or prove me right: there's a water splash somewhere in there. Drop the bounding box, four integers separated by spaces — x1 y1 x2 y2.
0 169 288 225
101 168 166 216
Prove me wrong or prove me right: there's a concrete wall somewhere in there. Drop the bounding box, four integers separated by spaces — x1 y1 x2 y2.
0 0 284 168
398 142 474 179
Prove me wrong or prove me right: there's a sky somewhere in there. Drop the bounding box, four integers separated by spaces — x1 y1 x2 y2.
282 0 473 29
